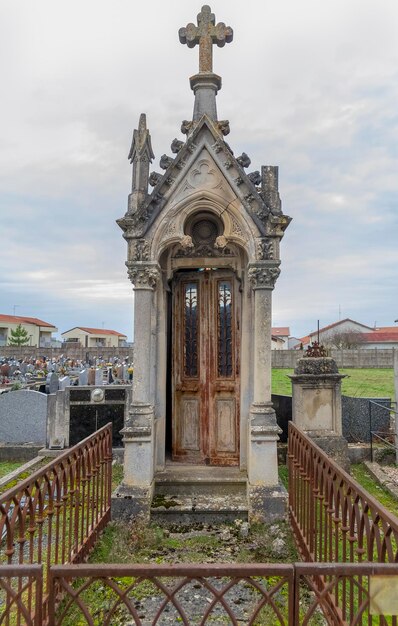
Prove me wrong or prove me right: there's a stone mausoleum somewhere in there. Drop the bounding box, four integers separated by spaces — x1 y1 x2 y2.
115 5 291 520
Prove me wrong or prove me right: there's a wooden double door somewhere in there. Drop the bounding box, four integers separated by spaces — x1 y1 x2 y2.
172 269 240 465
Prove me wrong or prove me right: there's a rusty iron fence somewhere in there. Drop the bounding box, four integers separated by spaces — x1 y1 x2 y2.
288 421 398 564
2 561 398 624
48 563 294 625
0 423 112 624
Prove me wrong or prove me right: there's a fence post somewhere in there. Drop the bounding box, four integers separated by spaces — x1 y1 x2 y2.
369 401 373 462
394 349 398 464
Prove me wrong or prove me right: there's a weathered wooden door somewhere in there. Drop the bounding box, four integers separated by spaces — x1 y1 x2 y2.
172 269 240 465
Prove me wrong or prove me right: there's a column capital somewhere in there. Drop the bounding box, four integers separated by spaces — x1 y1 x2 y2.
126 262 161 290
248 262 281 290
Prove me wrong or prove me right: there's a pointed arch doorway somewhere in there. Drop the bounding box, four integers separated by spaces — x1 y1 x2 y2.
171 268 240 466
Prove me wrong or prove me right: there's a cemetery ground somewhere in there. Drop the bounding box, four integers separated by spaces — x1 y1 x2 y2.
61 460 398 625
272 367 395 399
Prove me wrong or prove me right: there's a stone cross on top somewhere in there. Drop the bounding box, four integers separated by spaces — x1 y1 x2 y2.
179 5 233 74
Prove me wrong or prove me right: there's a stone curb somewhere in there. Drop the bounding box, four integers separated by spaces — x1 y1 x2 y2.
0 456 43 490
364 461 398 501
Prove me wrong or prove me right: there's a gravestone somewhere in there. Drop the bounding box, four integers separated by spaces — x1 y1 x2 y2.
59 376 70 390
0 363 10 377
94 369 103 386
46 372 59 394
87 368 96 386
79 369 88 386
0 390 47 444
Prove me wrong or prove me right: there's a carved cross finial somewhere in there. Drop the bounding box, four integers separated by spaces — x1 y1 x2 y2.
179 5 233 73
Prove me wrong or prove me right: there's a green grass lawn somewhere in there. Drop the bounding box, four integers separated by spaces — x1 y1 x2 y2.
272 368 395 400
0 461 23 479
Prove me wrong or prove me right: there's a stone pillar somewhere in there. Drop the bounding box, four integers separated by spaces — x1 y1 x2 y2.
247 263 286 521
112 262 160 520
290 355 350 471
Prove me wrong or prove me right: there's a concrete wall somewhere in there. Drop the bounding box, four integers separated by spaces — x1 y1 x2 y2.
271 348 395 369
0 345 134 361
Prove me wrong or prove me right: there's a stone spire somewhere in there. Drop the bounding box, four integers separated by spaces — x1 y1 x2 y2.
127 113 155 213
179 5 233 122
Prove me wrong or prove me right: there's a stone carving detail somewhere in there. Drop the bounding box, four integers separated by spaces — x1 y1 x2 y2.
256 238 274 260
130 239 150 261
190 160 219 189
237 152 251 168
149 172 163 187
127 263 159 289
214 235 228 249
234 176 243 186
165 177 175 187
244 193 255 205
211 139 224 154
187 142 197 154
255 205 270 221
181 120 194 135
166 219 177 236
231 217 244 238
160 154 174 170
176 159 187 170
153 192 163 205
224 158 233 170
248 266 281 289
175 243 234 258
171 138 184 153
217 120 230 136
248 171 262 186
180 235 194 250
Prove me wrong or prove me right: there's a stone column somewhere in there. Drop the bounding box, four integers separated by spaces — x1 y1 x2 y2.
247 263 286 521
112 262 160 520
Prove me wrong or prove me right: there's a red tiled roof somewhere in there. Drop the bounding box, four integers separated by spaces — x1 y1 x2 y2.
271 327 290 336
360 332 398 343
63 327 127 337
0 314 56 329
374 326 398 334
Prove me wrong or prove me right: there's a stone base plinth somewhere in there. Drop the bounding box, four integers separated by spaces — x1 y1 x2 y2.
111 483 153 521
249 483 288 523
310 434 350 473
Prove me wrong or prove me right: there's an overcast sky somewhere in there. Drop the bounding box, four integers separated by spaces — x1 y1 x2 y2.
1 0 397 341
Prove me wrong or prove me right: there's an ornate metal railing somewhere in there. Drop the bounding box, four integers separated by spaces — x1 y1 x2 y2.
0 423 112 624
48 563 294 625
3 561 398 624
288 421 398 564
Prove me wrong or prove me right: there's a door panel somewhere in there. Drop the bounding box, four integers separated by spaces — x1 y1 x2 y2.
172 270 240 465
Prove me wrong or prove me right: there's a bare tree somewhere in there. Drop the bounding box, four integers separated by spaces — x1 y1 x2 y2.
326 330 364 350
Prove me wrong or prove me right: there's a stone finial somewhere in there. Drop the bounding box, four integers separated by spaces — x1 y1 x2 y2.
171 139 184 153
148 172 163 187
159 155 174 170
237 153 251 168
127 114 155 213
248 171 262 186
261 165 282 215
179 5 233 74
217 120 230 136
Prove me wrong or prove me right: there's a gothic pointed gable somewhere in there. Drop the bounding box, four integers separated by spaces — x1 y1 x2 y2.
118 114 290 243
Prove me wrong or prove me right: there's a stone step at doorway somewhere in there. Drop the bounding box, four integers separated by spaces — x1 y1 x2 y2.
151 464 249 525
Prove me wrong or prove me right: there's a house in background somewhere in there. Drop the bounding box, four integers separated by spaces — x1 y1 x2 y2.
293 318 398 350
61 327 128 348
0 315 58 347
359 328 398 350
271 327 290 350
